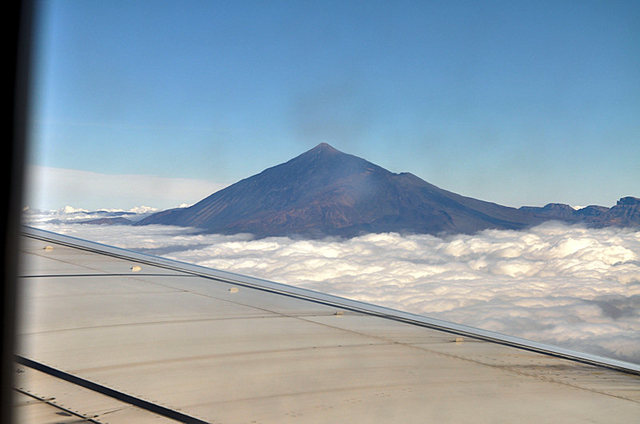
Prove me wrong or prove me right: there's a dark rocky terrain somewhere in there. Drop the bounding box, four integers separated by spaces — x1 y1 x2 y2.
134 143 640 238
79 217 133 225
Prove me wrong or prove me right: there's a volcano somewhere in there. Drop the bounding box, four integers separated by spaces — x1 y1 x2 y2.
136 143 639 238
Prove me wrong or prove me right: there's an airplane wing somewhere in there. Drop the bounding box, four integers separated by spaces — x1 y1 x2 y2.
14 227 640 423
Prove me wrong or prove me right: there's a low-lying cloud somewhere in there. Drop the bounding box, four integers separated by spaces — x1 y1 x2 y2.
25 212 640 364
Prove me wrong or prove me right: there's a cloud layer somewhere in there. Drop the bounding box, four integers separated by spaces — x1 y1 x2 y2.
26 213 640 364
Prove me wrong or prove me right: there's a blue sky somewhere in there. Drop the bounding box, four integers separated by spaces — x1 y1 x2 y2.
27 0 639 210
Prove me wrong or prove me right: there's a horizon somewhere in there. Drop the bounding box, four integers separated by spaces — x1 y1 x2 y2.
26 1 639 211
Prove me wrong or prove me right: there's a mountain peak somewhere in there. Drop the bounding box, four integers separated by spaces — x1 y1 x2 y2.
311 142 340 153
288 142 350 167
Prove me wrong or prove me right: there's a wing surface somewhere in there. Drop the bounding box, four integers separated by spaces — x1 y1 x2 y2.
14 227 640 423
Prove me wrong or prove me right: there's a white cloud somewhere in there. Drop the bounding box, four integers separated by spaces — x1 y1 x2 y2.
25 165 228 210
26 214 640 364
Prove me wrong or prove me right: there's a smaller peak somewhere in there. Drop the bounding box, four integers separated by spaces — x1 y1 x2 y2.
617 196 640 206
542 203 573 210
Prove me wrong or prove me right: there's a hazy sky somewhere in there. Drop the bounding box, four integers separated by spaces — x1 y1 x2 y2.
27 0 639 210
